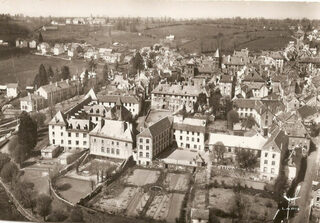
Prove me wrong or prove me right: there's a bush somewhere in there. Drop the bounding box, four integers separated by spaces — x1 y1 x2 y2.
47 209 68 222
69 207 84 222
0 161 18 183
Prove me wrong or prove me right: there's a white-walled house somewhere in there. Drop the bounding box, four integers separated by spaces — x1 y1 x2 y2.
6 83 19 98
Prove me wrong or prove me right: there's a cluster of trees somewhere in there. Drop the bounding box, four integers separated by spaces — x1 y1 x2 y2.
33 64 71 88
210 142 258 170
9 111 38 166
130 52 144 75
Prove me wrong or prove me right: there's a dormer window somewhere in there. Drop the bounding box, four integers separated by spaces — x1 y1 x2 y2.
96 109 99 114
90 109 93 113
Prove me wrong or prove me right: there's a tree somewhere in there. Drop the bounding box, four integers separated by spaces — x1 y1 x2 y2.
241 116 255 130
209 89 222 115
60 66 70 80
14 181 37 212
11 143 28 166
0 152 10 171
235 150 258 170
47 209 68 222
36 194 52 221
102 64 108 81
132 52 144 74
0 161 18 183
227 110 239 130
197 93 207 108
213 142 226 163
69 207 84 222
38 32 43 43
18 111 37 153
47 66 54 80
87 57 97 72
31 112 46 128
34 64 48 88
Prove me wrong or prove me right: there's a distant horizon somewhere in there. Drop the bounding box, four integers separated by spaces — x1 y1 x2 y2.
1 0 320 19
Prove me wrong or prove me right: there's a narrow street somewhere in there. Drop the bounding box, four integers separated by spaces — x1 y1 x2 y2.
292 138 320 223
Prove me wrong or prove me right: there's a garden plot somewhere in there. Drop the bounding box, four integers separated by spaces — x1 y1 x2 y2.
146 193 185 223
164 173 189 192
94 186 149 216
125 169 160 186
192 189 206 209
209 188 235 213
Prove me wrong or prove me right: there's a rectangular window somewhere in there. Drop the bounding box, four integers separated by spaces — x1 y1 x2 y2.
139 152 143 157
186 137 189 141
197 138 200 143
112 141 114 145
271 168 275 174
146 139 149 143
76 133 79 137
61 140 63 144
180 136 182 140
83 141 87 146
107 148 110 153
116 149 119 155
52 139 55 144
116 142 119 146
68 140 71 145
139 145 143 149
265 152 268 157
101 148 105 153
94 138 96 142
68 132 71 137
140 138 143 143
264 160 268 164
146 146 149 150
83 133 87 138
76 141 79 145
146 152 149 158
272 154 276 159
272 161 275 166
61 132 63 136
111 148 114 154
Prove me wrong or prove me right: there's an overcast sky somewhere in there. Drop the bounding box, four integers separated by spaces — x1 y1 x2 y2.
1 0 320 19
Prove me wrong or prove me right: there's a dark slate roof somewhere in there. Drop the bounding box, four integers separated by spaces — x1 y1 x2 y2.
297 105 318 120
97 94 140 104
138 116 172 138
173 122 206 133
263 127 288 152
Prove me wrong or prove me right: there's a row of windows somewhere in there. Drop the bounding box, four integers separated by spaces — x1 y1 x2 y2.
178 130 201 136
52 131 87 138
52 139 87 146
263 160 276 165
178 136 200 143
180 143 201 149
93 138 128 147
153 94 196 100
139 152 150 158
264 152 277 159
263 167 275 174
101 147 120 155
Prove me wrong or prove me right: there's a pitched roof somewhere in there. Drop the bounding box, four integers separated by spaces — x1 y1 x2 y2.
97 94 140 104
243 72 265 83
262 128 288 152
49 111 67 126
220 75 233 83
173 122 206 133
138 116 172 138
7 83 18 88
297 105 318 120
152 83 207 97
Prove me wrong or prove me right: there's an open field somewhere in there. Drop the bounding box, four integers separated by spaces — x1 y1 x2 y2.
20 168 50 195
164 173 189 192
146 193 185 223
0 54 86 87
55 177 92 204
125 169 160 186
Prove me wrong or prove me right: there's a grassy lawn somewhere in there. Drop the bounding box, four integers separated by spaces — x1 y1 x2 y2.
20 169 50 195
0 54 86 87
55 177 92 204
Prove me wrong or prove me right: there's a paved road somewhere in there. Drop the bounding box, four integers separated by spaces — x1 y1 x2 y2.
292 139 320 223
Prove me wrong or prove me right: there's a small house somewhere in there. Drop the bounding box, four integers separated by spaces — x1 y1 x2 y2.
6 83 19 98
41 145 60 159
